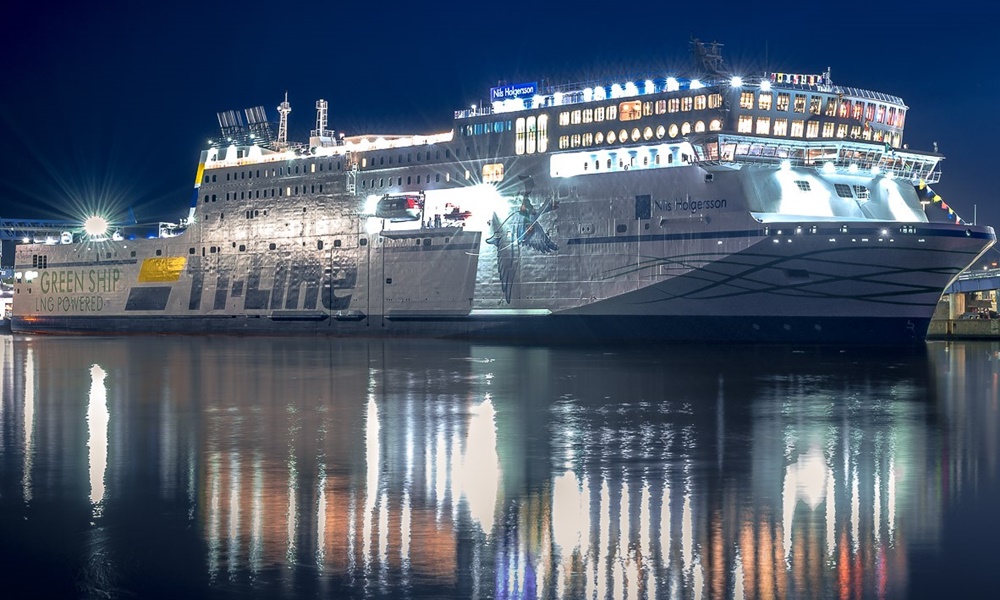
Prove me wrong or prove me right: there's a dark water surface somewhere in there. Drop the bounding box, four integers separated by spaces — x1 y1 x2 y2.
1 335 998 599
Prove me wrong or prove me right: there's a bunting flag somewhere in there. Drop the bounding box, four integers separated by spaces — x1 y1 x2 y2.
919 182 961 222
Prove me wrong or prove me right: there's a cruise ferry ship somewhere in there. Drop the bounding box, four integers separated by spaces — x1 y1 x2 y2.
10 41 995 343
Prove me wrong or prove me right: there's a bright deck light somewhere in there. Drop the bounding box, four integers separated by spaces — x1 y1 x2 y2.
730 76 743 87
760 80 772 92
84 216 109 237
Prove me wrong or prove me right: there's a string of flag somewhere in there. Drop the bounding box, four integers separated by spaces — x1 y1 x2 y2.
918 179 961 222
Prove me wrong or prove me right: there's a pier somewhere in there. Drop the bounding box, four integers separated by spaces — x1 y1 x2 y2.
928 267 1000 339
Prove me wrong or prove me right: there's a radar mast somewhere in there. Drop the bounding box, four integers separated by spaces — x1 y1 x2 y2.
276 92 291 150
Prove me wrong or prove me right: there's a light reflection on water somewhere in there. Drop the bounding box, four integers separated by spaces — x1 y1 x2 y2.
0 335 999 599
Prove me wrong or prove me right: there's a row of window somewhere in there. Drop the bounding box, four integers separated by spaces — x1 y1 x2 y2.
361 148 454 168
206 148 473 183
187 238 364 256
514 115 550 155
359 171 457 190
557 94 724 126
207 161 344 183
788 180 870 199
204 184 329 204
735 116 902 146
204 168 471 202
557 120 724 149
738 91 905 128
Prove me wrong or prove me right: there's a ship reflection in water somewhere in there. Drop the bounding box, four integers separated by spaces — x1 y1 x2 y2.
0 336 998 599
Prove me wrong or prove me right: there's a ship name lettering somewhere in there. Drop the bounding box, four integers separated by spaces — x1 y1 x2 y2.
655 198 727 213
38 268 121 294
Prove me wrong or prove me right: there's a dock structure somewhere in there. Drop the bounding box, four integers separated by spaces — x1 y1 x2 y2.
0 218 81 243
928 267 1000 339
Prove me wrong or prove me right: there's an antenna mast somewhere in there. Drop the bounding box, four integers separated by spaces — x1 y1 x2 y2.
310 99 335 147
276 92 291 150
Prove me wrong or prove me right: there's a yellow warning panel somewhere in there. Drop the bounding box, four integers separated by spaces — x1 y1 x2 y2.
138 257 187 282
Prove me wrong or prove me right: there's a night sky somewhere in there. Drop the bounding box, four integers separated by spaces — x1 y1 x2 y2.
1 2 996 240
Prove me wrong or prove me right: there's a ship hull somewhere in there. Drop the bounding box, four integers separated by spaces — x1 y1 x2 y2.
12 222 992 344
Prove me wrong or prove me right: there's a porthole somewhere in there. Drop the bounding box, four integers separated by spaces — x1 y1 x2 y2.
607 130 617 144
681 122 691 136
631 128 640 142
656 125 665 139
619 129 627 143
643 127 653 140
668 124 679 138
595 131 604 144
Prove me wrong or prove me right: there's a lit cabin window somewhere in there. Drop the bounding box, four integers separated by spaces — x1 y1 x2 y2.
583 132 593 146
755 117 770 135
836 124 848 138
852 103 863 121
694 121 706 133
773 118 788 136
642 101 653 116
571 134 581 148
559 112 569 126
606 105 617 120
680 97 693 112
515 118 526 155
619 101 641 121
810 97 822 115
876 105 886 123
595 106 605 122
824 98 838 116
708 119 722 132
776 93 790 111
865 103 875 122
737 115 753 133
559 136 569 149
537 115 548 153
708 93 722 109
790 120 804 137
571 110 581 124
582 109 593 123
680 122 692 136
839 100 851 119
655 100 666 114
526 116 537 154
739 92 754 109
693 95 706 110
822 122 834 137
806 121 819 138
483 163 503 183
757 93 772 111
793 94 806 113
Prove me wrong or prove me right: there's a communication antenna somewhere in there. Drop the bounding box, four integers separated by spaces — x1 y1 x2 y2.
276 92 291 150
